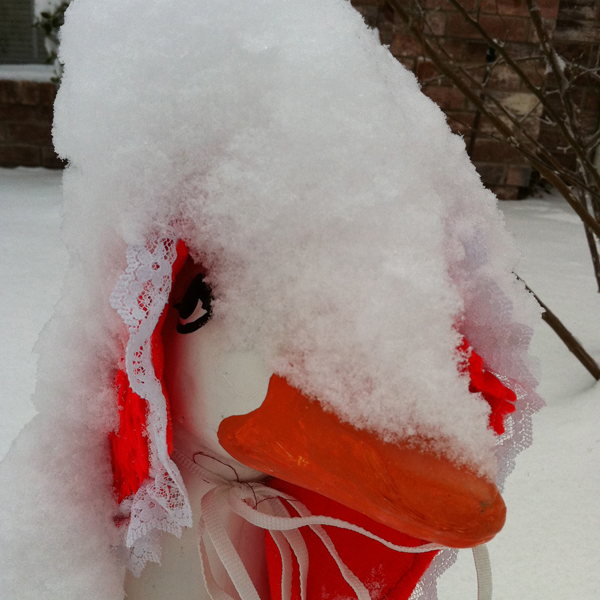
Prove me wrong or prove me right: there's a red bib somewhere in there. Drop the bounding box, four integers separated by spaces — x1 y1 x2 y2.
265 479 439 600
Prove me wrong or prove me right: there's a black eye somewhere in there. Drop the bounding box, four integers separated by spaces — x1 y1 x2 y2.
174 274 213 334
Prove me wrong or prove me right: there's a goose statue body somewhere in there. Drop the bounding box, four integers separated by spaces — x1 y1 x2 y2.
0 0 543 599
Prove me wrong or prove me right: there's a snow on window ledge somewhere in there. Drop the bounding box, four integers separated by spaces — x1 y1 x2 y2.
0 64 55 83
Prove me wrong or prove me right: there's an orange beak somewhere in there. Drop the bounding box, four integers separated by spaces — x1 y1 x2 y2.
218 374 505 548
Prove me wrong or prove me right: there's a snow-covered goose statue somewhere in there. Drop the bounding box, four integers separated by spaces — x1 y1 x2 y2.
0 0 542 599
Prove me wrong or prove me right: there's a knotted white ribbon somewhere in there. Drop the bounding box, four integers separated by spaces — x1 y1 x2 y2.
173 449 492 600
174 449 446 600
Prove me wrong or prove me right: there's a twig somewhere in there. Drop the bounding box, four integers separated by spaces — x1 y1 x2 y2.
518 277 600 380
443 0 600 191
467 47 497 158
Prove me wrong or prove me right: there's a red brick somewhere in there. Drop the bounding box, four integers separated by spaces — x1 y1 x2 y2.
537 0 561 20
0 81 54 107
462 41 489 63
471 138 526 162
496 0 530 17
538 127 568 149
516 59 546 88
464 64 488 83
475 162 507 185
448 120 471 135
426 12 446 36
422 0 451 10
490 184 520 199
445 14 529 43
37 104 55 122
477 116 500 136
0 102 53 123
390 34 422 57
444 14 477 39
416 58 441 83
433 0 496 11
8 123 53 145
42 146 66 169
438 39 466 60
17 82 42 106
0 80 21 104
502 41 539 59
446 110 476 129
470 0 500 13
0 145 41 167
38 83 58 106
397 57 416 72
548 151 577 171
506 164 532 186
423 85 466 109
488 63 522 90
0 103 39 122
489 0 560 19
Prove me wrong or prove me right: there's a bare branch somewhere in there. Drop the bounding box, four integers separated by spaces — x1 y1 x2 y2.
519 276 600 380
441 0 600 191
525 0 580 136
388 0 600 238
417 29 600 201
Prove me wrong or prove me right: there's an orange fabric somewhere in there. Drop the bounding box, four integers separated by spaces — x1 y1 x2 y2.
264 479 438 600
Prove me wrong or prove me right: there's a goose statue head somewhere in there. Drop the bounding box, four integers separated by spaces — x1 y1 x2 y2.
163 255 506 548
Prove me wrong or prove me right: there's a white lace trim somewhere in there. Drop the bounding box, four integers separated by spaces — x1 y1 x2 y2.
410 275 543 600
111 234 193 576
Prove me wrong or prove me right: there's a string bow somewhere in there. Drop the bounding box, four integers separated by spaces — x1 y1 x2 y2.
174 449 448 600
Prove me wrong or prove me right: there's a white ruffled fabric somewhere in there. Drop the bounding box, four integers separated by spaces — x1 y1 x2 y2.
110 234 192 575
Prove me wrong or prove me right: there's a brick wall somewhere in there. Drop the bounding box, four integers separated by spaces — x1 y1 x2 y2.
538 0 600 171
351 0 564 199
2 1 597 183
0 79 63 168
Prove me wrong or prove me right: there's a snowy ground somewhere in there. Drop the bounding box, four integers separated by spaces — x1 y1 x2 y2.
1 167 598 599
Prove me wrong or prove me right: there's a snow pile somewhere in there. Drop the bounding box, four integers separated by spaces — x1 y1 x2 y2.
4 174 598 600
0 0 540 597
